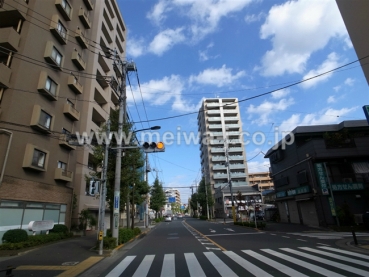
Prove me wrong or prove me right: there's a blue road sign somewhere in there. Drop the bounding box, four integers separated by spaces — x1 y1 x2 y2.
168 197 176 203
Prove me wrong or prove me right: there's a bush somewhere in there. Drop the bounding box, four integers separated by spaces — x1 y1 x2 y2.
155 217 163 223
2 229 29 243
50 224 68 234
133 227 141 236
118 228 134 244
103 237 117 249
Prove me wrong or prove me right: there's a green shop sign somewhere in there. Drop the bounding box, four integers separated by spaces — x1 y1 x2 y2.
314 163 329 195
331 183 364 191
276 186 310 198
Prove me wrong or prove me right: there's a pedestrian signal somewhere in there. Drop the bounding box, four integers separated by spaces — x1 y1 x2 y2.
142 142 165 153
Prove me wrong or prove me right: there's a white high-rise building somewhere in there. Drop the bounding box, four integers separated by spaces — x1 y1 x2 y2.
197 98 249 194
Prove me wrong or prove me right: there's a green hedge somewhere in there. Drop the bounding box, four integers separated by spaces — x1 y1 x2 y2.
2 229 28 243
50 224 69 234
0 232 73 250
234 221 266 229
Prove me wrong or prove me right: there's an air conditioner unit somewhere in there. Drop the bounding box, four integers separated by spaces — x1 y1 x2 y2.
342 178 353 183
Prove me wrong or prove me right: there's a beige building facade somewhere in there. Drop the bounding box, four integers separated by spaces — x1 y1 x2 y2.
0 0 126 239
248 171 274 191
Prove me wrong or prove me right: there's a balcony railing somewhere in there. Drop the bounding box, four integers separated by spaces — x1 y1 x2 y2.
78 7 91 29
59 134 76 150
63 102 80 121
67 75 83 94
71 50 86 70
75 28 88 49
54 167 73 182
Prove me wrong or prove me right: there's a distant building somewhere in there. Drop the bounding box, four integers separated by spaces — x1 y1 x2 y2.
164 188 180 213
248 172 274 191
265 120 369 227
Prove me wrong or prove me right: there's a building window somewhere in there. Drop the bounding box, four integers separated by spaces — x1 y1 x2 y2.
51 47 62 66
45 77 57 96
57 20 67 40
32 149 46 168
61 0 72 17
58 161 67 170
39 110 52 129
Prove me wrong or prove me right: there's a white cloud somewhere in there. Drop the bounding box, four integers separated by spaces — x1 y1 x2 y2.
327 96 336 104
127 75 201 113
271 88 290 99
247 98 295 125
198 43 218 61
147 0 171 25
300 52 341 89
149 28 186 56
126 37 146 58
189 65 246 87
278 107 358 133
259 0 348 76
344 77 355 86
245 12 265 23
247 161 270 173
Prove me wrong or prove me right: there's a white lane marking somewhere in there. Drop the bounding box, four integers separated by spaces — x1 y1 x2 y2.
184 253 206 277
105 256 135 277
270 234 277 235
281 248 369 276
318 246 369 260
300 247 369 267
160 254 175 277
317 243 331 246
224 251 273 277
297 239 307 242
132 255 155 277
262 249 346 277
207 232 264 237
242 250 308 277
204 252 238 277
282 236 290 238
224 228 235 232
206 247 221 251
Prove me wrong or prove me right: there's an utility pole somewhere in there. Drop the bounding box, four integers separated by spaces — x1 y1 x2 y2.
224 138 236 223
112 51 136 243
98 119 110 255
144 153 149 228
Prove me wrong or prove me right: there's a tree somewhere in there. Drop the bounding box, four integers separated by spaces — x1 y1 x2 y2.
90 109 148 230
171 202 181 214
196 177 214 217
150 177 166 218
190 193 199 216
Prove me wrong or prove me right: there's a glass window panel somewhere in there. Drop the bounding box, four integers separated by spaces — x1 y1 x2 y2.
60 204 67 212
45 204 60 209
26 203 44 208
0 201 23 207
45 77 57 96
22 209 43 229
39 110 51 129
32 149 46 168
59 213 65 224
43 210 59 223
0 208 23 228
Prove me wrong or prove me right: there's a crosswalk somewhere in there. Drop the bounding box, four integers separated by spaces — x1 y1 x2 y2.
105 246 369 277
286 232 369 239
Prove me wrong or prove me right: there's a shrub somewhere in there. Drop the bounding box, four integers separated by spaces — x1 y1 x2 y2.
106 229 112 237
2 229 29 243
103 237 117 249
50 224 68 234
118 228 134 244
133 227 141 236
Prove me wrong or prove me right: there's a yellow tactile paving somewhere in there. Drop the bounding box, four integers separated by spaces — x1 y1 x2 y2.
14 256 104 277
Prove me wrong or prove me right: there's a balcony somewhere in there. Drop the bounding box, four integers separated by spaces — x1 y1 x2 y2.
228 147 243 152
59 134 76 150
229 155 244 160
71 50 86 70
98 52 110 72
229 164 246 170
208 117 221 122
224 117 238 122
0 27 20 52
225 124 240 130
0 63 11 88
63 102 80 121
78 7 91 29
67 75 83 94
54 167 73 182
55 0 72 21
96 69 109 89
213 165 226 170
223 110 237 116
0 0 28 27
210 139 224 145
231 172 247 178
212 156 226 162
83 0 94 10
208 124 222 130
50 15 67 45
75 28 88 49
213 173 228 180
207 103 220 108
211 148 224 153
207 110 220 115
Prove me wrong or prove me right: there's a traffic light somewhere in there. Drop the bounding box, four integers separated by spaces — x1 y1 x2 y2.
142 142 165 153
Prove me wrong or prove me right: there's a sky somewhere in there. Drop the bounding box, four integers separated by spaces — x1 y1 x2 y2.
117 0 369 203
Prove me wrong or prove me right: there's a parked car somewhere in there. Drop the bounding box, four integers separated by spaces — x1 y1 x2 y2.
164 215 172 222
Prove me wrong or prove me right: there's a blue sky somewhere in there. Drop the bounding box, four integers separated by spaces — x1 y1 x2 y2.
117 0 369 203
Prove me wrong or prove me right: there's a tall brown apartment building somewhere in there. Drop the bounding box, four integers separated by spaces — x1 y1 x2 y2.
0 0 126 240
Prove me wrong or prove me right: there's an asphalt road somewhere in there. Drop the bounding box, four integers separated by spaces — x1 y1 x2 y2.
80 217 369 277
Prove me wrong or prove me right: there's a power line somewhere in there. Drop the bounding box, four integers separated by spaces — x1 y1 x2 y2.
130 54 369 124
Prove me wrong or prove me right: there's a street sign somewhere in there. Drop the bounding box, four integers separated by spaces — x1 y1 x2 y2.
168 197 176 203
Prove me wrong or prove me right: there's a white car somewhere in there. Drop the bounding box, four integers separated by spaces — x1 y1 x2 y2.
164 215 172 222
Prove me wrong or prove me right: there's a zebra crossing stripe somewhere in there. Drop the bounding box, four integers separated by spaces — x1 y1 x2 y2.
300 247 369 267
318 246 369 260
224 251 273 277
281 248 369 277
160 254 175 277
105 255 136 277
184 253 206 277
242 250 308 277
262 249 346 277
203 252 238 277
132 255 155 277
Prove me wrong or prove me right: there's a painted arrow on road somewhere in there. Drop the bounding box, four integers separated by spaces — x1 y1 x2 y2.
224 228 235 232
209 229 216 233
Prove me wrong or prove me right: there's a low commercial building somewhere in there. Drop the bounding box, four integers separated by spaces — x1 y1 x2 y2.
265 120 369 227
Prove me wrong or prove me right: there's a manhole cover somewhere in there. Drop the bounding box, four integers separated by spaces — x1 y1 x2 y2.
62 262 79 266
